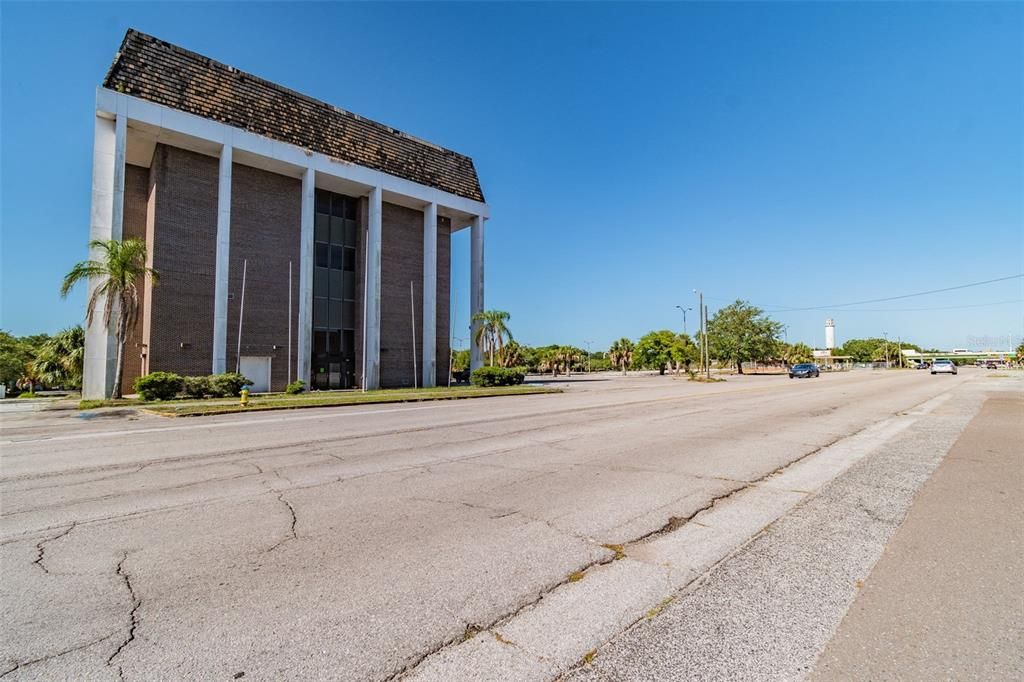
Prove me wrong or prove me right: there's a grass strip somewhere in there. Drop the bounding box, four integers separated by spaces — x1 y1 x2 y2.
138 385 559 417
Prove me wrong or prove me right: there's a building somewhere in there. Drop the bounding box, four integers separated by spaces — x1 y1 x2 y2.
83 30 489 398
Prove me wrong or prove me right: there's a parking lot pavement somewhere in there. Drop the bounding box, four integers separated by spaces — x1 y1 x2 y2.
561 375 1022 682
0 369 995 680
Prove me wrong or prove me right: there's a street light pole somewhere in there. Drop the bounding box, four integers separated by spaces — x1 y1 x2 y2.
675 305 692 336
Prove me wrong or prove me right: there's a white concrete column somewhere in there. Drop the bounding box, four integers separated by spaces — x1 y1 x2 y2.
362 185 383 390
212 144 232 374
297 167 315 386
82 109 126 399
421 202 438 388
470 215 485 372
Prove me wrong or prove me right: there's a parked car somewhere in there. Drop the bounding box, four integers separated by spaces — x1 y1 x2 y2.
915 361 931 370
789 363 820 378
931 359 957 375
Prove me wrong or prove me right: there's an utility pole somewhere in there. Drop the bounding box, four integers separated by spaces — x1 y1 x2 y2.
883 331 889 369
704 303 710 379
694 290 706 377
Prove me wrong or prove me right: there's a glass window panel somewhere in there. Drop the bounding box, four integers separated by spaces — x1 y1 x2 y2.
314 267 329 297
345 198 357 220
315 214 329 243
313 330 327 355
329 300 343 328
344 220 357 247
315 243 329 268
315 191 330 214
328 331 341 354
343 247 356 272
313 298 328 327
329 269 343 300
330 216 344 244
331 196 346 218
343 271 355 299
330 245 343 270
343 300 355 327
343 330 355 354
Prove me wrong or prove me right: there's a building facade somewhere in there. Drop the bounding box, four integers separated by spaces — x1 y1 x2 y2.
84 30 489 398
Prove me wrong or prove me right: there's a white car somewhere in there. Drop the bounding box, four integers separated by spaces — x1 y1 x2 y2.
931 359 958 375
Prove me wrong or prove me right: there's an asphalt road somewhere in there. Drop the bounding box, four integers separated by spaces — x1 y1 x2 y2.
0 369 1001 680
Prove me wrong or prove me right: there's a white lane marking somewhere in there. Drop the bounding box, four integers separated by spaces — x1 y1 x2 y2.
0 403 448 446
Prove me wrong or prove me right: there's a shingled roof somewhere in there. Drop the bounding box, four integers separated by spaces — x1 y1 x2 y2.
103 29 485 203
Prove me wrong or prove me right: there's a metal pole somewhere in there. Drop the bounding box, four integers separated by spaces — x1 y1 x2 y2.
236 259 247 374
704 303 710 379
410 280 418 389
288 260 293 386
449 289 457 388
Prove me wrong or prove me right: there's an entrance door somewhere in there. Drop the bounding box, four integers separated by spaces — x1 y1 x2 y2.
239 356 272 393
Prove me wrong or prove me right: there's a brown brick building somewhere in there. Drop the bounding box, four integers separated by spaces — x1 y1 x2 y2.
84 30 489 398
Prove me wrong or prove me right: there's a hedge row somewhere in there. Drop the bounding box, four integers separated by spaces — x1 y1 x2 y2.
133 372 251 401
470 366 527 387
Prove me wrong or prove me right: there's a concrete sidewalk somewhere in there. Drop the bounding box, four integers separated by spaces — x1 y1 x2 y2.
812 392 1024 680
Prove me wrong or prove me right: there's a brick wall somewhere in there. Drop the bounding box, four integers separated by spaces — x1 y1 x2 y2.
379 203 451 388
120 164 150 395
224 164 301 391
145 144 218 379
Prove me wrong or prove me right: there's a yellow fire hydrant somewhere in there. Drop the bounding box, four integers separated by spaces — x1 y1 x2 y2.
240 388 250 407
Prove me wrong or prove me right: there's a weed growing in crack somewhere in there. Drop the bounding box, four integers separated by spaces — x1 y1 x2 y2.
567 570 586 583
600 543 626 560
645 596 675 619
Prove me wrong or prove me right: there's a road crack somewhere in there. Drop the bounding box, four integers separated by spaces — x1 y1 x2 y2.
32 522 76 574
266 492 298 552
106 552 141 679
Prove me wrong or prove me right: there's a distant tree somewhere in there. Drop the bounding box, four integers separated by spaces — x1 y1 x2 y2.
608 338 635 376
1016 341 1024 363
499 340 526 368
32 326 85 389
0 331 34 389
781 342 814 366
450 348 471 372
636 330 677 375
706 301 783 374
669 333 700 374
472 310 513 367
61 238 157 399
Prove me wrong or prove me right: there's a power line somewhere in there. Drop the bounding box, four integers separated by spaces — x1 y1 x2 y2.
773 299 1022 314
761 274 1023 312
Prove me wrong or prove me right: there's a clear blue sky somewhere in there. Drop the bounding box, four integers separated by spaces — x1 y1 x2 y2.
2 2 1022 351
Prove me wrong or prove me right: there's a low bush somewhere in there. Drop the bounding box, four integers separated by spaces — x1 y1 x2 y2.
182 376 211 399
470 366 526 387
285 379 305 395
134 372 183 401
208 372 250 397
16 392 37 399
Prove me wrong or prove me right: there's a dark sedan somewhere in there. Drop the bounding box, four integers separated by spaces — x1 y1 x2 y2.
789 363 820 378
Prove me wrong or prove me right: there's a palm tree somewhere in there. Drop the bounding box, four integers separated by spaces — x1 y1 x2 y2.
32 326 86 389
608 338 635 376
472 310 513 367
500 340 525 368
61 239 157 398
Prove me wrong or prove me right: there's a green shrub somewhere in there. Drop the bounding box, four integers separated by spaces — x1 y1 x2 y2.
16 391 37 399
134 372 183 401
208 372 250 397
285 379 305 395
470 366 526 387
182 376 211 399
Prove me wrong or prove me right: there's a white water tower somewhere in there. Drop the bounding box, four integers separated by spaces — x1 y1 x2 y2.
825 319 836 350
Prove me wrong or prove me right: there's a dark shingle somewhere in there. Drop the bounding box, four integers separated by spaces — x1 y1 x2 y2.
103 30 485 203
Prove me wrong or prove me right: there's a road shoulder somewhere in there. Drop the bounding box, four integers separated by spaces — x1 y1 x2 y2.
811 391 1024 680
